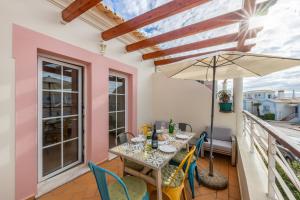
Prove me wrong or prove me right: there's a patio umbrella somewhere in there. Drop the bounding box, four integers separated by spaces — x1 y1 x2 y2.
158 51 300 189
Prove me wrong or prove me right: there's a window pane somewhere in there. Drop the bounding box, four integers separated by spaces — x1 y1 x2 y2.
43 118 61 146
43 61 61 90
117 95 125 111
109 112 116 130
109 95 116 111
63 117 78 141
63 140 78 167
116 77 125 94
109 76 116 94
63 67 78 92
43 91 61 118
117 112 125 128
43 144 61 176
63 93 78 116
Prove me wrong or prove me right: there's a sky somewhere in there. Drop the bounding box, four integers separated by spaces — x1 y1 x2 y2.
103 0 300 96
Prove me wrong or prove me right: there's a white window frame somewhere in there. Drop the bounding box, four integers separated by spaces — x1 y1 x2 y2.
38 57 83 182
108 71 128 148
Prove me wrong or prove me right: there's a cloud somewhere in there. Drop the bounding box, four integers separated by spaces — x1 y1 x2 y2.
103 0 300 95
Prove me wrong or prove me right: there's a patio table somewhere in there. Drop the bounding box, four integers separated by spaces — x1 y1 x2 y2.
109 131 195 200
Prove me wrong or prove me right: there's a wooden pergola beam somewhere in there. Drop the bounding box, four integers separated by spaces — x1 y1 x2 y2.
143 27 262 60
62 0 101 23
101 0 210 41
237 0 256 49
154 44 255 66
126 9 246 52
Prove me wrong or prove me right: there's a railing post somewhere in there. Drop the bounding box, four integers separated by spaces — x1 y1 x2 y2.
243 114 246 136
268 134 276 200
250 120 255 153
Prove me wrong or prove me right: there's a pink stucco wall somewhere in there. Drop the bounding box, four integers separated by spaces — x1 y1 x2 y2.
13 24 137 200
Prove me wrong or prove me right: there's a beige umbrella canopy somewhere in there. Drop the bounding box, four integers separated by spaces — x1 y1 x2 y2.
158 51 300 81
157 51 300 189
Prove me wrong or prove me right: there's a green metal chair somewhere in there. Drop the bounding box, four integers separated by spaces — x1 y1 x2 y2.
88 162 149 200
170 133 206 198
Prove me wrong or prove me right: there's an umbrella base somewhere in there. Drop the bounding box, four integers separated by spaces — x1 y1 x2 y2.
199 169 228 190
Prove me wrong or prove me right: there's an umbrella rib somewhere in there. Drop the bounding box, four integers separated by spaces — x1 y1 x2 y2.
219 56 263 77
217 55 244 67
169 58 209 78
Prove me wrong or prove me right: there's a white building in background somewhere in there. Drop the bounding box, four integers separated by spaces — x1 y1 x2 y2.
244 90 300 121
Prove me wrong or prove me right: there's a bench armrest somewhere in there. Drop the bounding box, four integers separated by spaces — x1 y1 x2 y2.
231 135 237 166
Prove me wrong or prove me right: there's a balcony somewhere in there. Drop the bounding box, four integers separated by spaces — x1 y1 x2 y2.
35 110 300 200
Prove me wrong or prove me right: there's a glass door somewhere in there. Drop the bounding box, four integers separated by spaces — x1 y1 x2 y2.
38 57 83 182
108 72 128 149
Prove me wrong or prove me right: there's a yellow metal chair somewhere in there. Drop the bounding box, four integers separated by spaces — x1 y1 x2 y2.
160 146 196 200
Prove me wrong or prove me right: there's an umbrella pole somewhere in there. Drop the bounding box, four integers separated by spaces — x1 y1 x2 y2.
199 55 228 190
209 56 217 176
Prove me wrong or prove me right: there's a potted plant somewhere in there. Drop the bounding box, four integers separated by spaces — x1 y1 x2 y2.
217 90 232 112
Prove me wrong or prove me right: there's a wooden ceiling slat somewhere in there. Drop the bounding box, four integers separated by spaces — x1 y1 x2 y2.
62 0 101 23
143 27 261 60
154 44 255 66
101 0 210 41
126 9 246 52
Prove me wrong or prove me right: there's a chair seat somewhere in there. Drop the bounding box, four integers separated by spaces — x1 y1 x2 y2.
124 159 144 171
161 164 185 188
203 139 232 153
171 149 197 164
109 176 148 200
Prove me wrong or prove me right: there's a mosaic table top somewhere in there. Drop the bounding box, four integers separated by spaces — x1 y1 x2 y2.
109 132 195 170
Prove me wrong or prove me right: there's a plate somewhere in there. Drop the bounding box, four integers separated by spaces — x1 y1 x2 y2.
158 141 168 145
131 136 146 143
176 134 189 140
157 129 164 134
159 145 176 153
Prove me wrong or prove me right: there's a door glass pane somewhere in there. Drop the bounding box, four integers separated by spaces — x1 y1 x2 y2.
117 112 125 127
63 67 78 92
117 128 125 135
43 62 61 90
43 91 61 118
109 113 116 130
109 130 116 148
63 140 78 167
63 117 78 140
63 93 78 116
109 95 116 111
43 144 61 176
117 95 125 111
43 118 61 146
109 76 116 94
116 77 125 94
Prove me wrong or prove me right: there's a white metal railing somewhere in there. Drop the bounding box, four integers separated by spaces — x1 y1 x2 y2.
243 111 300 200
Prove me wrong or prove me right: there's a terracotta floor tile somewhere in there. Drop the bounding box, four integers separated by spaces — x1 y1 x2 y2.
38 154 240 200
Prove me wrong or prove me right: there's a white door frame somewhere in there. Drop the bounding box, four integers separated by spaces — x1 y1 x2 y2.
37 57 83 182
108 71 129 148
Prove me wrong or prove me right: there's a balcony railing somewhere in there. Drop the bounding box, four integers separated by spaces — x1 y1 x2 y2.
243 111 300 200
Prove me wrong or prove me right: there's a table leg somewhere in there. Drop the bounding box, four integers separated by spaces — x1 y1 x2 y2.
155 169 163 200
121 157 125 177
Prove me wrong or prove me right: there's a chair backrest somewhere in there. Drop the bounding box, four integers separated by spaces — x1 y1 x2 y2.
154 121 169 129
115 132 135 146
195 134 206 159
88 162 130 200
169 146 196 186
178 123 193 132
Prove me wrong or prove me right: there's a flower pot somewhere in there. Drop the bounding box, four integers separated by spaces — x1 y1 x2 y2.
219 102 232 112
